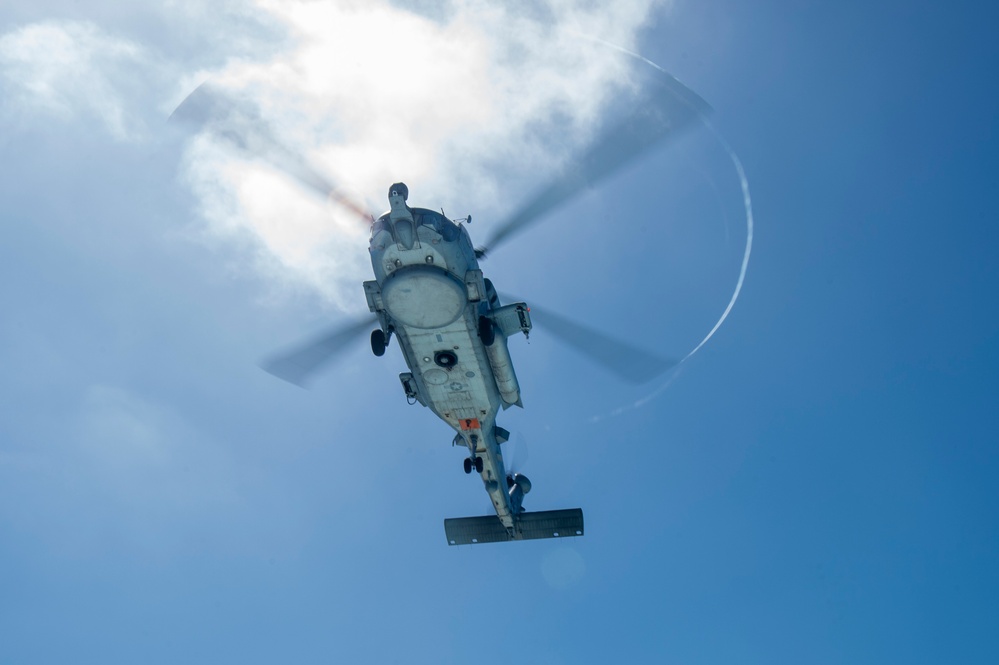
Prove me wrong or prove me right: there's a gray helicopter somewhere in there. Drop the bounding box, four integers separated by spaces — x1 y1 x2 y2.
171 65 709 544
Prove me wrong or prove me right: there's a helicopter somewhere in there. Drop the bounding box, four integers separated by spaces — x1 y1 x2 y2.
170 61 710 545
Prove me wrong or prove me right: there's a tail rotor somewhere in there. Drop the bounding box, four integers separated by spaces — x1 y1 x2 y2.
504 432 532 514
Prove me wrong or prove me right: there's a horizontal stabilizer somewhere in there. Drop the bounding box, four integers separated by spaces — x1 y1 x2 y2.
444 509 584 546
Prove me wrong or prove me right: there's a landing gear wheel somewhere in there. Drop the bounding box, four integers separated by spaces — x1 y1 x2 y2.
463 457 473 474
474 456 484 473
478 315 495 346
370 329 386 357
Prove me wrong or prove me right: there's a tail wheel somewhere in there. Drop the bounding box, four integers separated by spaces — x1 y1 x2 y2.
370 329 386 356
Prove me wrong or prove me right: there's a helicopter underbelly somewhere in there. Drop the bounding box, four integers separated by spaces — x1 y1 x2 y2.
398 306 502 429
365 219 524 528
396 308 524 527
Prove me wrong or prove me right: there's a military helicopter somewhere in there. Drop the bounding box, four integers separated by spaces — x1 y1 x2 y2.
171 62 710 545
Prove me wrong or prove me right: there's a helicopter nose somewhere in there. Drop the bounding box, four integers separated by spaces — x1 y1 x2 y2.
388 181 409 201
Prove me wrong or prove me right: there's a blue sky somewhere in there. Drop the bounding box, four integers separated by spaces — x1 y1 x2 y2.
1 1 997 663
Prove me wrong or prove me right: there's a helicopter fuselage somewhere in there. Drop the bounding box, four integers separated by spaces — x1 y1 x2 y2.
363 190 533 533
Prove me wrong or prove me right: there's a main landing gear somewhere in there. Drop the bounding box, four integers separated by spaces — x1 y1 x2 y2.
463 456 484 474
371 328 391 356
477 315 495 346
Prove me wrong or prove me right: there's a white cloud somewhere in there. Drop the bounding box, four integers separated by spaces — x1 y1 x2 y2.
176 0 669 309
0 20 151 140
0 3 682 310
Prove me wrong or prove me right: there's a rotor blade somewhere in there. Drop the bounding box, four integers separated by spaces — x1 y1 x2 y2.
506 431 529 475
260 314 378 387
477 71 710 258
513 296 677 384
170 82 372 224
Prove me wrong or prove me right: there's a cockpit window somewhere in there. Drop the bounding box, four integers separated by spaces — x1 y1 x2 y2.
413 209 460 242
370 208 461 243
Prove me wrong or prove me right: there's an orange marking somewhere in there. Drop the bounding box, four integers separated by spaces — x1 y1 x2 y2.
459 418 481 431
